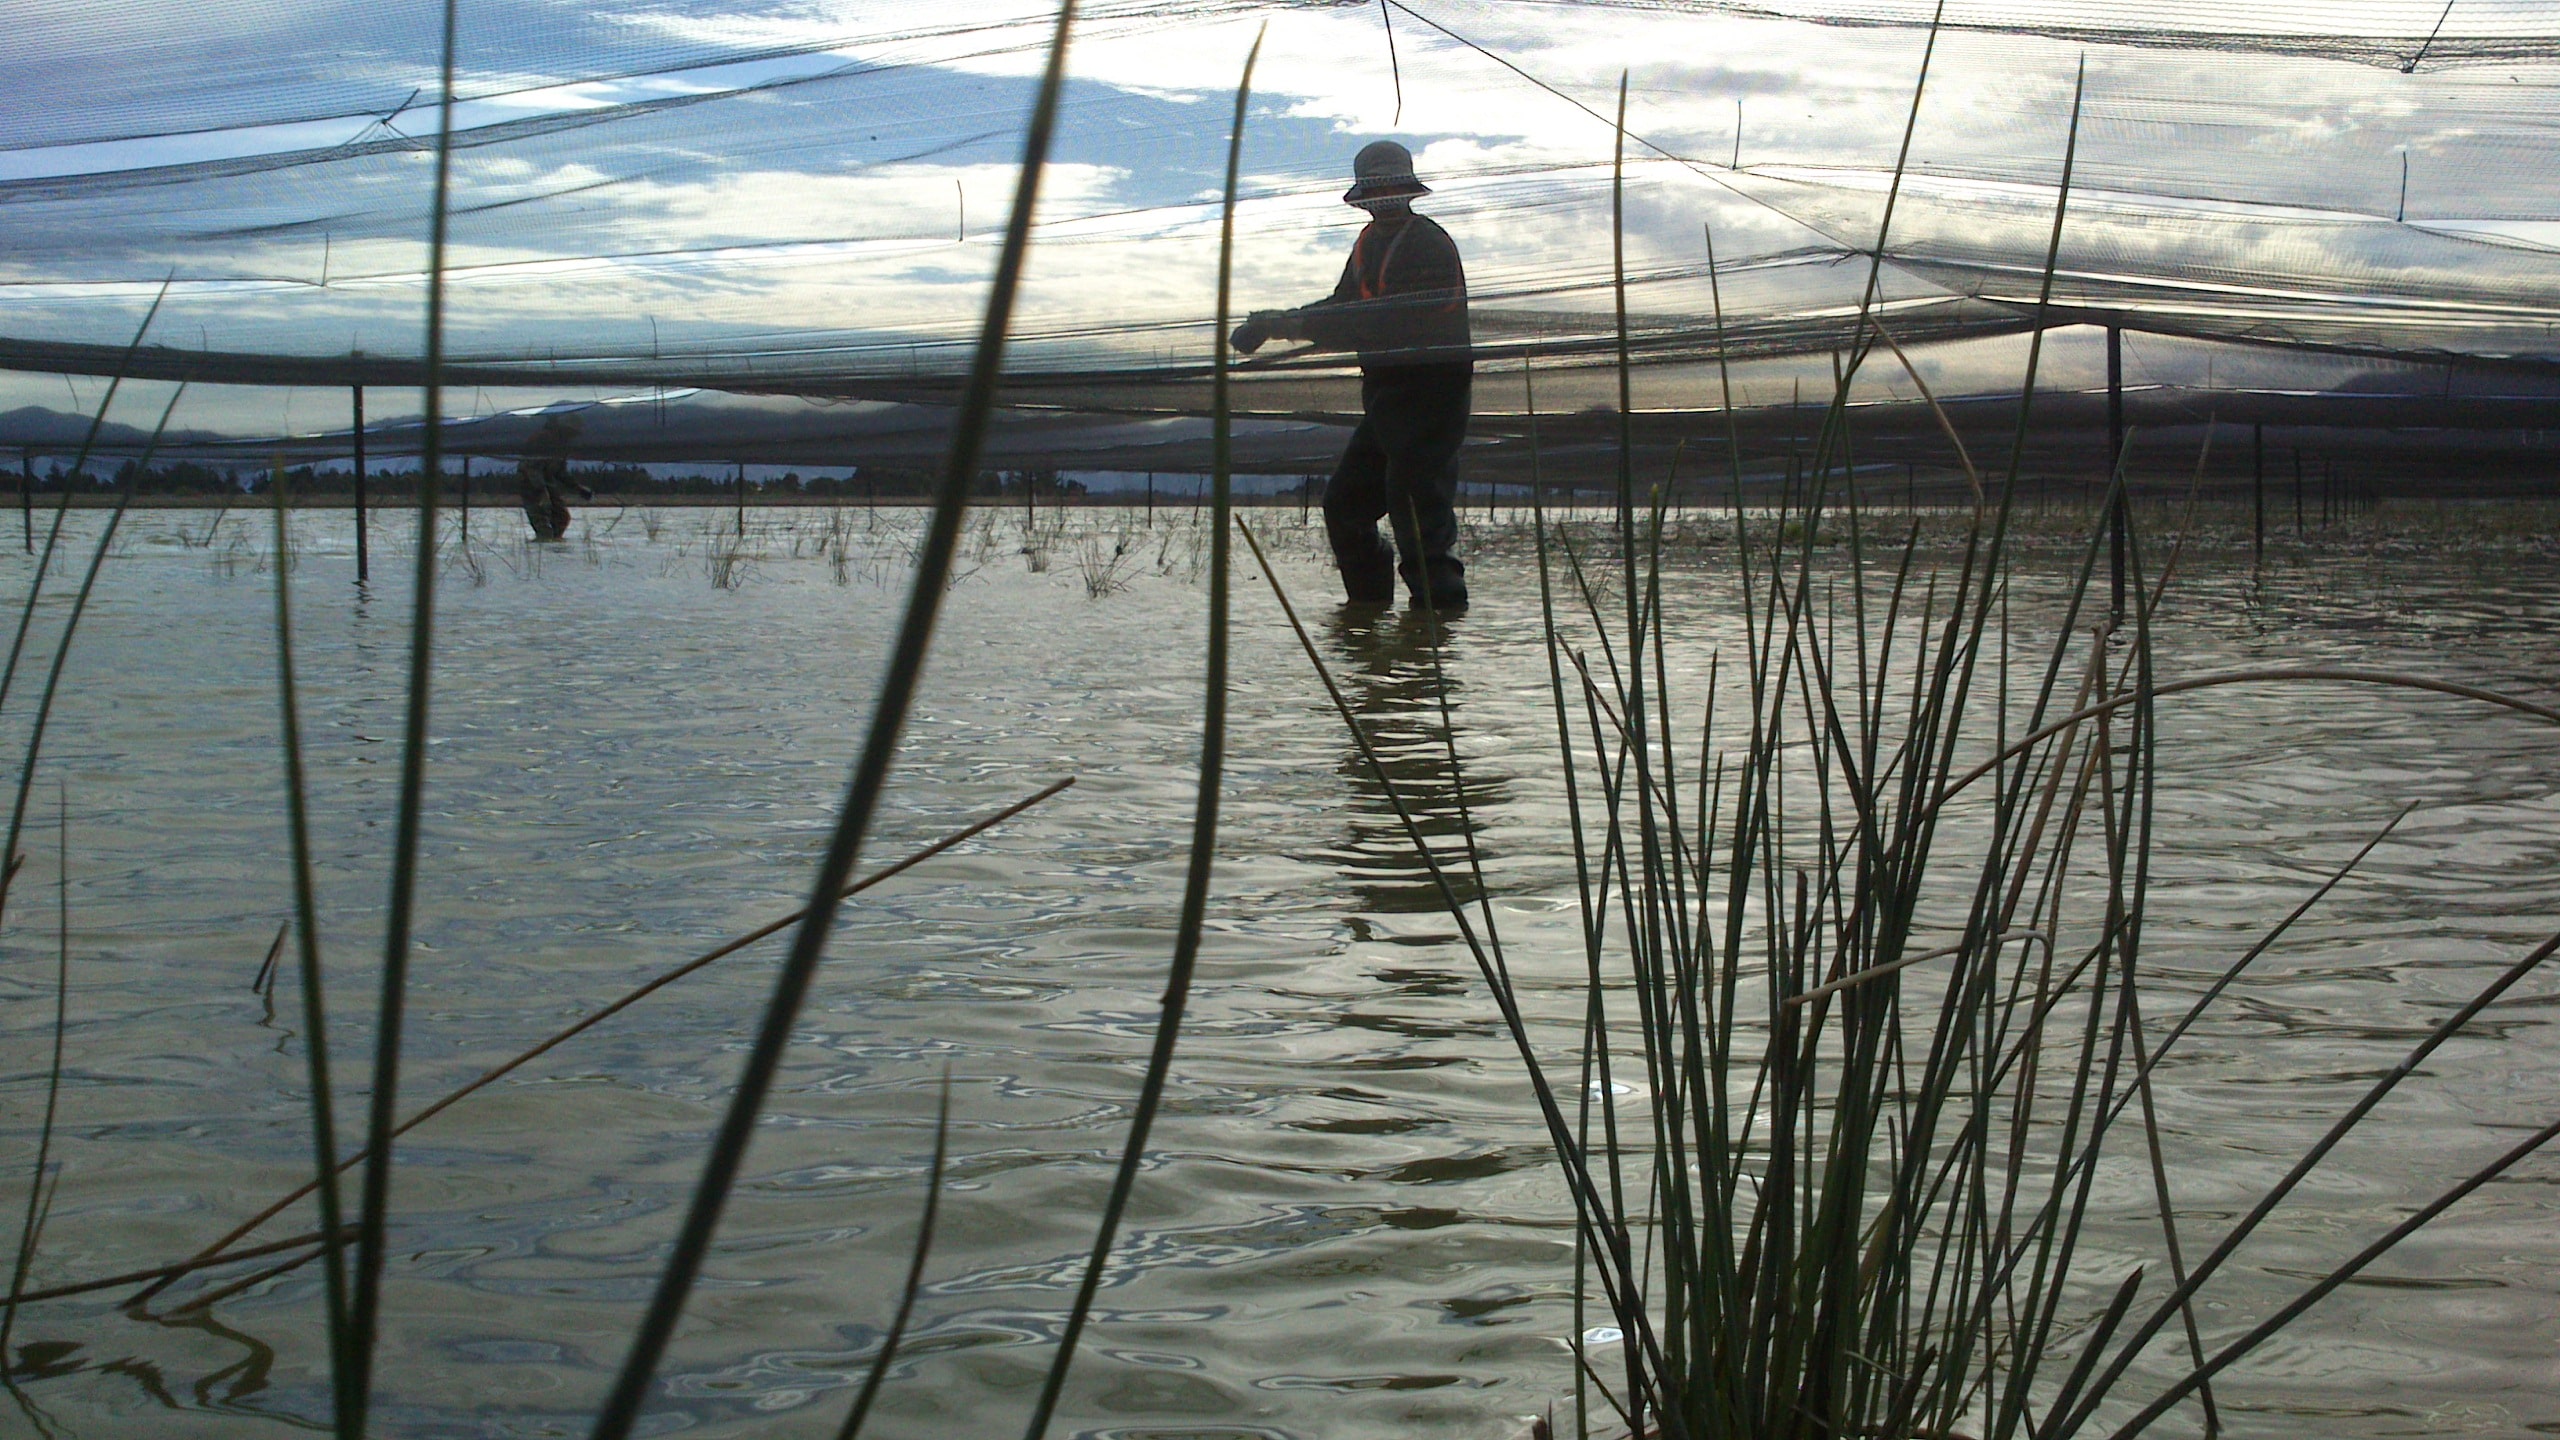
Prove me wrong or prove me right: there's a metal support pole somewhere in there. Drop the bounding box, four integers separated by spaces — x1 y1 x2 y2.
2252 422 2265 563
18 450 30 553
1145 470 1154 526
459 456 470 543
2107 326 2126 625
351 376 369 584
2293 449 2305 536
736 460 747 536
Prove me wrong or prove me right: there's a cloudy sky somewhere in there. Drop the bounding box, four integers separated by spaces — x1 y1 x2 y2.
3 0 2556 436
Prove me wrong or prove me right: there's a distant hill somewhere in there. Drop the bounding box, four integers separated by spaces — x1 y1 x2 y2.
0 405 226 452
2326 368 2560 399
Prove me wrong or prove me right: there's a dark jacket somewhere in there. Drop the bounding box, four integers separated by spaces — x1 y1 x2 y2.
1293 212 1471 370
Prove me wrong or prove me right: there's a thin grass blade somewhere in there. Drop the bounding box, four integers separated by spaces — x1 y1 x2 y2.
270 469 357 1434
0 383 187 925
1020 33 1253 1437
0 786 73 1360
347 1 462 1418
128 778 1072 1304
834 1071 954 1440
587 7 1078 1434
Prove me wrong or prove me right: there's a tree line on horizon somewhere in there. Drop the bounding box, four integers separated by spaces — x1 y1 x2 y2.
5 460 1113 501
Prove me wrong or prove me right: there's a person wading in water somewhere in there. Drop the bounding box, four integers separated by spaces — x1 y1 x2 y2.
516 412 585 541
1232 140 1471 610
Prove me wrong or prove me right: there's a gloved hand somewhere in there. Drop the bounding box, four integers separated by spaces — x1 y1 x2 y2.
1230 309 1287 354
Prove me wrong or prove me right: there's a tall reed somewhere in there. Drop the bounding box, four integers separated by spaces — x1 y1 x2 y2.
268 473 355 1436
1360 380 2560 1440
347 1 462 1423
832 1072 954 1440
1020 29 1256 1439
0 382 188 941
0 785 71 1363
0 286 176 928
0 281 171 776
1246 39 2560 1440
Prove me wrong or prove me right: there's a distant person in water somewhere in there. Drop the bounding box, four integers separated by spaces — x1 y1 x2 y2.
517 412 582 541
1231 140 1471 610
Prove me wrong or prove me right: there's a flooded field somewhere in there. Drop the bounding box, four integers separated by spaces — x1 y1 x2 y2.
2 502 2556 1439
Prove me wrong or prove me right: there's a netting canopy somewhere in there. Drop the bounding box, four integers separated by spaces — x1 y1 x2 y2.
6 0 2560 432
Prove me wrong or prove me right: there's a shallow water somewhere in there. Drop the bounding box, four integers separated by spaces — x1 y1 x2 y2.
1 503 2556 1439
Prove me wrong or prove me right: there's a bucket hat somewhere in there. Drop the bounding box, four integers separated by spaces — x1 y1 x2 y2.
1342 140 1430 204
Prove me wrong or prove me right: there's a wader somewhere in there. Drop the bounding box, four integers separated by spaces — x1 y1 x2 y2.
1323 361 1470 608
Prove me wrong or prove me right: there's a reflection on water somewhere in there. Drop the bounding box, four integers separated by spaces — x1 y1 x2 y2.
0 509 2555 1438
1308 606 1512 917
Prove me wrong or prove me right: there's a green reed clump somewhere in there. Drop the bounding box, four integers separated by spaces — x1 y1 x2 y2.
1265 392 2560 1440
1249 53 2560 1440
1523 445 2186 1440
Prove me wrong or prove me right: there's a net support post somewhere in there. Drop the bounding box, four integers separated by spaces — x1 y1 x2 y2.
2252 421 2266 564
351 361 369 585
2107 325 2126 626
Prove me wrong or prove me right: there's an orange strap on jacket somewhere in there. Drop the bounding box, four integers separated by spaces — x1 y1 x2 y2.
1351 219 1462 314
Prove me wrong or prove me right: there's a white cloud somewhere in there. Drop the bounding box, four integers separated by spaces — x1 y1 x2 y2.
5 0 2560 410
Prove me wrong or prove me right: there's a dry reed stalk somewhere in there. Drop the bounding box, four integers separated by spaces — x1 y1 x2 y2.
126 778 1074 1307
3 1227 355 1311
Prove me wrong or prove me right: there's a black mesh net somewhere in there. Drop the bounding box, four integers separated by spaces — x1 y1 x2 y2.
4 0 2557 455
